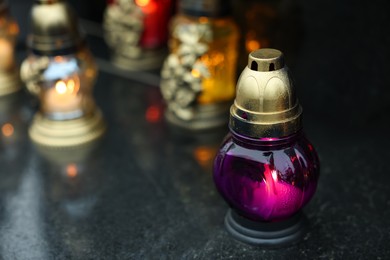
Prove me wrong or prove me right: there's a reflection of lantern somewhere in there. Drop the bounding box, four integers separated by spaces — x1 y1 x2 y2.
160 0 239 130
37 141 100 219
213 49 320 246
21 0 105 148
104 0 173 70
0 0 20 96
0 94 31 162
35 140 102 258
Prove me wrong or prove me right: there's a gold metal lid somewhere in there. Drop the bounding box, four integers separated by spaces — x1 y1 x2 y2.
28 0 83 55
229 48 302 138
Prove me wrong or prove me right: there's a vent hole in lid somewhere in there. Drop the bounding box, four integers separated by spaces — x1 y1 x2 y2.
269 63 275 71
250 61 258 71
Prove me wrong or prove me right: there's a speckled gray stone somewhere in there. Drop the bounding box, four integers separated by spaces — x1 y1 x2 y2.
1 0 390 259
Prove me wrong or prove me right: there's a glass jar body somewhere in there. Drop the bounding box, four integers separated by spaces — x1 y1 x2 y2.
168 14 239 104
21 47 97 120
213 131 320 221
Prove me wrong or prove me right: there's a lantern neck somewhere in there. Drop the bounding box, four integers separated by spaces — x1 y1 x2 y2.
28 0 84 55
35 0 62 4
230 129 303 149
30 40 85 57
229 48 303 138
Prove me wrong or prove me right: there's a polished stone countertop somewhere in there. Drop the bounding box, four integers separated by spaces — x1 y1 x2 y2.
1 0 390 259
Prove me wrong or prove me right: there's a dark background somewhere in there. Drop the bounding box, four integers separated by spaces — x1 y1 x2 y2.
1 0 390 259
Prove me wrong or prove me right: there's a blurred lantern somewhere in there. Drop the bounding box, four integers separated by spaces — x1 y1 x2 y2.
103 0 174 70
0 0 20 96
160 0 239 130
21 0 105 148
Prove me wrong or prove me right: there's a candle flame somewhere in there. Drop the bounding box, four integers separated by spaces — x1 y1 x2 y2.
135 0 156 13
271 170 278 181
264 166 278 196
199 17 209 24
67 79 75 93
55 81 68 94
55 78 79 95
191 69 201 78
135 0 150 7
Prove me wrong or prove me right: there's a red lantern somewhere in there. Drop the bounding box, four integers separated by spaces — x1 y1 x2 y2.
104 0 174 70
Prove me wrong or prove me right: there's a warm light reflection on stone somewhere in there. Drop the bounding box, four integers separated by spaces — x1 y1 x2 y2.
145 105 162 123
1 123 14 137
66 164 78 178
194 146 216 168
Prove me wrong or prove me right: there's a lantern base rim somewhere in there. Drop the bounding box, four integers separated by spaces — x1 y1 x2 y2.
111 48 167 71
0 70 21 97
165 102 231 131
29 109 106 148
224 209 308 247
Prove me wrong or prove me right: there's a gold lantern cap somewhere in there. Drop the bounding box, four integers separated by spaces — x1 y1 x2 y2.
229 48 302 138
28 0 84 55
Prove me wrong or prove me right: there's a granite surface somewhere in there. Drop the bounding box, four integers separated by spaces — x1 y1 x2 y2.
1 0 390 259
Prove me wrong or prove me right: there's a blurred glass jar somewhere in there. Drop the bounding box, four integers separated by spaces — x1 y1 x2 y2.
0 0 20 96
20 0 105 148
161 0 239 130
104 0 174 70
21 48 97 120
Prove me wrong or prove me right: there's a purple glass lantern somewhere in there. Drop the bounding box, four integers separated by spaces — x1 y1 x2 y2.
213 48 320 246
